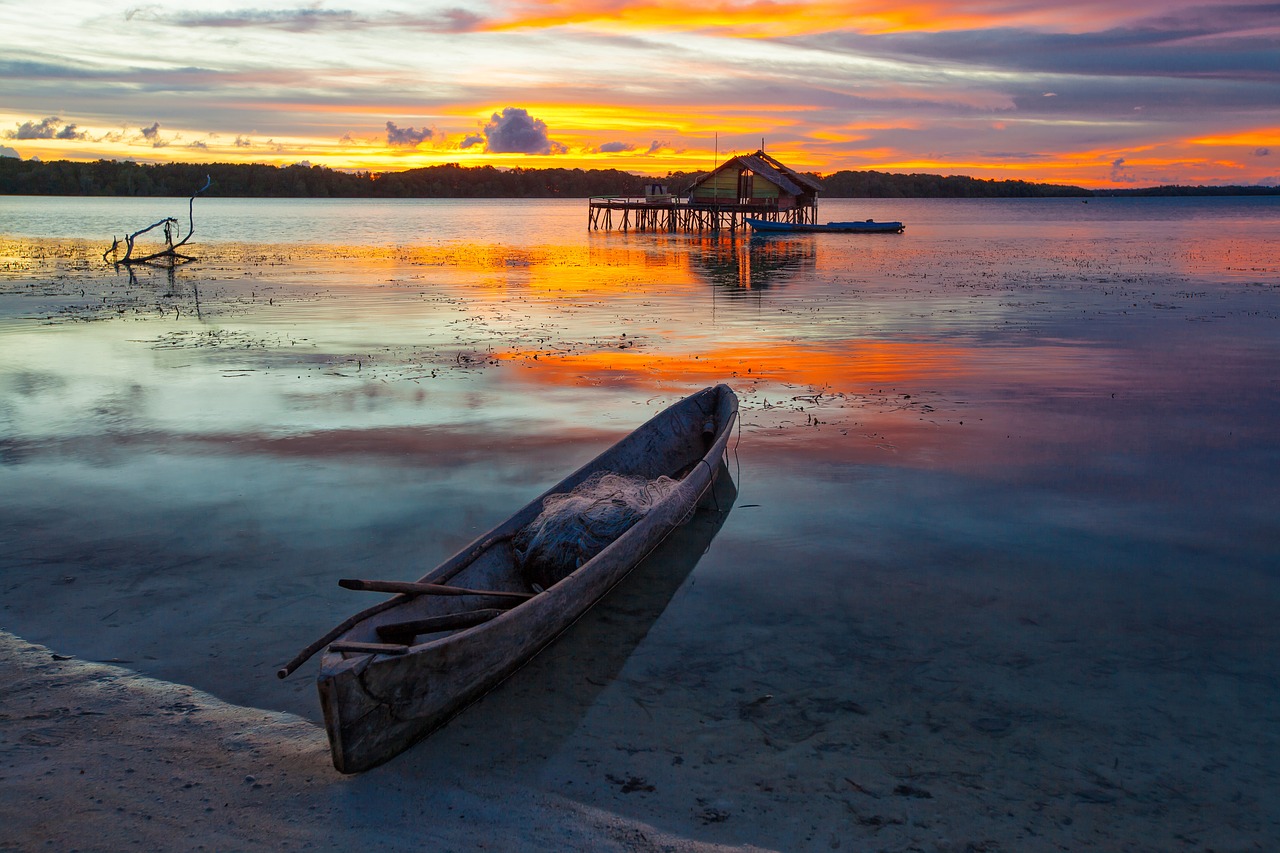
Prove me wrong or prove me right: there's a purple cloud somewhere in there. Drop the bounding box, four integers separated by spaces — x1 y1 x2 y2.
4 116 86 140
140 122 169 147
481 107 566 155
386 121 433 147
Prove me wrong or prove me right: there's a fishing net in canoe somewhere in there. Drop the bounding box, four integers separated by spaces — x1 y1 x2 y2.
514 471 680 590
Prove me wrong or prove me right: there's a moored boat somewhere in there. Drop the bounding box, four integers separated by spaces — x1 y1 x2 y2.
746 216 905 234
280 384 739 773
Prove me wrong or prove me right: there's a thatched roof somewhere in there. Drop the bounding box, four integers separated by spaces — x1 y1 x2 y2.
687 149 824 196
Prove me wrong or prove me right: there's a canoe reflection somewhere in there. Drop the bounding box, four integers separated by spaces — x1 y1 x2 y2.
404 463 738 767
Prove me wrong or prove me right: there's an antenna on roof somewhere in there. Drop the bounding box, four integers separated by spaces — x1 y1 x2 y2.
761 137 765 152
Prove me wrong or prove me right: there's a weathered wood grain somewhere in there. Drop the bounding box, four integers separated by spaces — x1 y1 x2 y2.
314 384 739 773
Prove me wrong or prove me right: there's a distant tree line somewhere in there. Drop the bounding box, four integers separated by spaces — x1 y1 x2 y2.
0 158 662 198
1 155 1275 198
817 169 1091 197
1091 185 1280 197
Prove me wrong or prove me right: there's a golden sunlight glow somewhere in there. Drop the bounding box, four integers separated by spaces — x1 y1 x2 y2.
2 0 1275 188
486 0 1057 37
1188 129 1280 147
495 339 978 392
391 242 697 294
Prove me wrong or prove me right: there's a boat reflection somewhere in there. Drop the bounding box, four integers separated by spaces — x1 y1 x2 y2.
398 463 739 768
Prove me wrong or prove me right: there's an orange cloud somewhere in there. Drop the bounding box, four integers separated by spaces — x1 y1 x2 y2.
1187 128 1280 148
482 0 1077 37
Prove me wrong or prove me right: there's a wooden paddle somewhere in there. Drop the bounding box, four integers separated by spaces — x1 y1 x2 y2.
276 581 535 679
338 578 534 600
328 641 409 656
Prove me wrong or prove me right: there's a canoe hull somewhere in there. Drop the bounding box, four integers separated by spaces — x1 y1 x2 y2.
746 216 904 234
317 384 738 773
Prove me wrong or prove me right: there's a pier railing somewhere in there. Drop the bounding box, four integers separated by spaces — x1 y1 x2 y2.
587 196 812 232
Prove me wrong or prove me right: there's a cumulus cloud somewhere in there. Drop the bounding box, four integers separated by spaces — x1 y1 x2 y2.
140 122 169 147
1110 157 1137 183
0 145 19 158
597 141 635 153
646 140 671 154
460 133 485 149
235 135 252 148
481 107 566 155
4 116 86 141
1256 147 1271 157
386 121 433 147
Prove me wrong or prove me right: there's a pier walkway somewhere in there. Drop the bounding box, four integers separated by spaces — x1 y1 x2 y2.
587 196 818 232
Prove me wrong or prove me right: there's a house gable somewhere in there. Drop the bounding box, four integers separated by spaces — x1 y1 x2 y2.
686 150 822 204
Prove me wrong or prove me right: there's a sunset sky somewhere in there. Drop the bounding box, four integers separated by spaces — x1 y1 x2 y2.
1 0 1276 187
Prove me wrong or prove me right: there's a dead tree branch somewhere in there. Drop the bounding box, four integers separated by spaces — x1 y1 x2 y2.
105 176 212 266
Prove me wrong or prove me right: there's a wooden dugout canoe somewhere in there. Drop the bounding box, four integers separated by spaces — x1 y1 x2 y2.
308 384 738 773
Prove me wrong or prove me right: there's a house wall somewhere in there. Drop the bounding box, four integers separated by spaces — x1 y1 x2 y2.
689 170 739 200
688 160 814 208
750 178 780 200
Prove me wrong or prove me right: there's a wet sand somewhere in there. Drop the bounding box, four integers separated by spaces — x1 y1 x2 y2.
3 217 1279 850
0 633 758 853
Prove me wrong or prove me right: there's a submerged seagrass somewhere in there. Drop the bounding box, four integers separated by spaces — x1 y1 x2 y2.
312 384 738 773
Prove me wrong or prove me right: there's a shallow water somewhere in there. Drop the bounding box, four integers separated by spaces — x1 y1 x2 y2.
2 197 1279 848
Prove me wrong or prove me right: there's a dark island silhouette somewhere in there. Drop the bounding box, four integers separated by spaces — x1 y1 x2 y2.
3 155 1276 198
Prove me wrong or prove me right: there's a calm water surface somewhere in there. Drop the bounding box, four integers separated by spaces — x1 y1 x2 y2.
2 196 1279 848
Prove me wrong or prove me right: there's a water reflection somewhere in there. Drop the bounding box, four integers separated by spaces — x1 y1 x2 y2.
493 339 993 398
399 466 737 767
2 201 1279 847
688 234 816 290
121 262 205 318
0 416 707 718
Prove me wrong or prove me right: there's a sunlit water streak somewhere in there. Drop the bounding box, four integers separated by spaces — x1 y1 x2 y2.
2 196 1279 848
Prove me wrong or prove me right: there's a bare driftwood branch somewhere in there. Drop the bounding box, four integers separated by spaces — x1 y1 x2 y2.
104 175 212 265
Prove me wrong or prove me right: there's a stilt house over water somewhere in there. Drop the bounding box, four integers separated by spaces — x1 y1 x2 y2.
588 149 824 232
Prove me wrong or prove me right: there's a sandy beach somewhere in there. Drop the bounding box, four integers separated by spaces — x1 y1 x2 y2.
1 631 769 853
5 574 1275 853
3 198 1279 850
